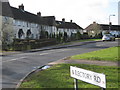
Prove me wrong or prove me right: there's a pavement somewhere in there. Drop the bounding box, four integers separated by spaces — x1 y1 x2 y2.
0 40 102 56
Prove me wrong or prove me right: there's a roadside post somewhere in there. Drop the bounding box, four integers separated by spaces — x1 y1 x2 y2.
70 66 106 90
74 78 78 90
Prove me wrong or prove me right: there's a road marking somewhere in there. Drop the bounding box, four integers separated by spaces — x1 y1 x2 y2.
39 53 49 55
2 57 26 63
96 44 105 46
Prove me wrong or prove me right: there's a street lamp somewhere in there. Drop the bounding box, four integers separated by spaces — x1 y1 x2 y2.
109 14 115 31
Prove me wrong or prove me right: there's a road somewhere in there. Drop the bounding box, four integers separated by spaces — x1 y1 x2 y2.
1 40 118 89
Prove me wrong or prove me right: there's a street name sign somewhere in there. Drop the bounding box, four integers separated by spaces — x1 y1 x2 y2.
70 66 106 88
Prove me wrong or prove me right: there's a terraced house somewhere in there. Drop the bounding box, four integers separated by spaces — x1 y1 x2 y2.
0 0 83 44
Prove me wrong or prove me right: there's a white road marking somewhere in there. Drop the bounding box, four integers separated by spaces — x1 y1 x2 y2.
39 53 49 55
2 57 26 63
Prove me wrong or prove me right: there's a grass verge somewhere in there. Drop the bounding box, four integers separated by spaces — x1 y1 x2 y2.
57 39 101 46
70 46 120 61
18 64 119 89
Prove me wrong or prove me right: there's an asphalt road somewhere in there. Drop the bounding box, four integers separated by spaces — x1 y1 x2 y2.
1 40 119 89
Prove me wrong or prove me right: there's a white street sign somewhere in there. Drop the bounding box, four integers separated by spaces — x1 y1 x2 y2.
70 66 106 88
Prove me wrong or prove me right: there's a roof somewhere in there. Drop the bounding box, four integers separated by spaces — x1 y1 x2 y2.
56 21 83 30
11 7 42 24
11 7 55 26
100 24 120 31
42 16 56 26
0 1 55 26
85 23 120 31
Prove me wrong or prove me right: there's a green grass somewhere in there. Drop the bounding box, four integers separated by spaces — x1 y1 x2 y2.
71 46 120 61
19 64 119 89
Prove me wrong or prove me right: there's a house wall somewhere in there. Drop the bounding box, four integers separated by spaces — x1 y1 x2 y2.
57 28 82 37
110 31 120 37
102 30 120 37
43 25 56 35
13 19 40 39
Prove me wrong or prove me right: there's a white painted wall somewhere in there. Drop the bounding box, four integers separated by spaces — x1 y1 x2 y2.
102 30 120 37
58 28 83 37
13 19 40 39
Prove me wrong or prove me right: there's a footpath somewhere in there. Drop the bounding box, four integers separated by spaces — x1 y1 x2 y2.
0 40 102 56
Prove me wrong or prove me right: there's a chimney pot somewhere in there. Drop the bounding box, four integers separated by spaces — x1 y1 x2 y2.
109 22 112 25
70 20 72 23
62 18 65 22
19 4 24 11
37 12 41 17
93 21 96 24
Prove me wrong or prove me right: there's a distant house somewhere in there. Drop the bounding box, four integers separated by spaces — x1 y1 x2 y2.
85 22 120 37
56 18 83 37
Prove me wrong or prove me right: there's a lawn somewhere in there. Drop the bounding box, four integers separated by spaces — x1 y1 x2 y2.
19 64 119 89
71 46 120 61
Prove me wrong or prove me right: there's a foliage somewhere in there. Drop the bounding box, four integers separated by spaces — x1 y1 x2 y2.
19 64 118 88
71 46 120 61
1 17 14 45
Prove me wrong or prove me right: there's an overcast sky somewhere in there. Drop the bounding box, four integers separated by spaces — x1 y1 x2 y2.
8 0 119 28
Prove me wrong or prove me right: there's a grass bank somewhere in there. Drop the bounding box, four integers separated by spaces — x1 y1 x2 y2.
71 46 120 61
19 64 119 89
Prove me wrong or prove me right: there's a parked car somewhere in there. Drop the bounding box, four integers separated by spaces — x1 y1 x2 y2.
102 34 115 41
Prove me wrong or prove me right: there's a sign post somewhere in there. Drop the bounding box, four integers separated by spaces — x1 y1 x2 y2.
70 66 106 89
74 79 78 90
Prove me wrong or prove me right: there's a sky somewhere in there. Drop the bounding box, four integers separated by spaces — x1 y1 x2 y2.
8 0 119 28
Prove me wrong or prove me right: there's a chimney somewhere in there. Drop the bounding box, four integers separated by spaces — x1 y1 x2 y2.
93 21 96 24
37 12 41 17
109 22 112 25
62 18 65 22
70 20 73 23
19 4 24 11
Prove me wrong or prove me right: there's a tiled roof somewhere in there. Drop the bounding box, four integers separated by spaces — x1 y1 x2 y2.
100 24 120 31
11 7 55 26
85 23 120 31
42 16 56 26
56 21 83 30
11 7 42 24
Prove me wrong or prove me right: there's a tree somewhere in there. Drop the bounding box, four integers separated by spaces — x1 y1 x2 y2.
76 31 81 40
1 16 14 50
